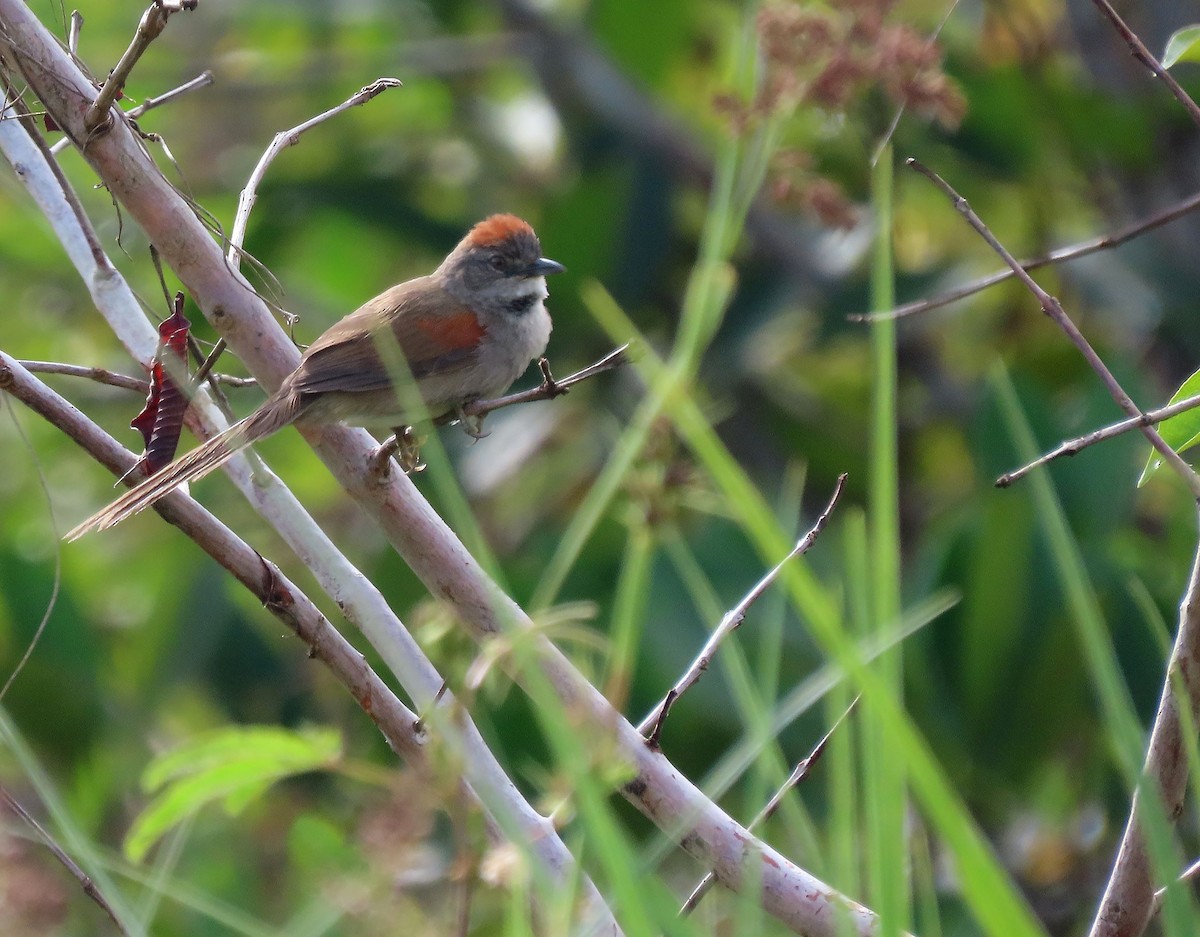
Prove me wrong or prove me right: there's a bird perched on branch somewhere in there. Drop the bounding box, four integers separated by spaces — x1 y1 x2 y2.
67 213 565 539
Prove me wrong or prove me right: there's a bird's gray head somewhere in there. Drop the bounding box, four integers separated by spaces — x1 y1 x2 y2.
437 214 565 308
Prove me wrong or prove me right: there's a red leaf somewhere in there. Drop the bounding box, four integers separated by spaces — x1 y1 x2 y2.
132 297 191 474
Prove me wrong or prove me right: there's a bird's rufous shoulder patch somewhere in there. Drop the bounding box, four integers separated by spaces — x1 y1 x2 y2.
415 310 486 350
466 214 534 247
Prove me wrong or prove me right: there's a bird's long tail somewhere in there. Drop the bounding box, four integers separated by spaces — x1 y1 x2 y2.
66 392 305 540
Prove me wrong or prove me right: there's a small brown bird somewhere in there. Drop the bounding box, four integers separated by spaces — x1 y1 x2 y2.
67 214 564 539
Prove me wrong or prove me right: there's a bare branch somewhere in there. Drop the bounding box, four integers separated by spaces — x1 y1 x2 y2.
907 158 1200 499
18 359 147 393
853 189 1200 323
0 93 622 934
461 344 630 420
681 699 858 915
1088 508 1200 937
997 392 1200 488
1 784 130 936
0 352 425 763
192 76 404 384
83 0 198 135
639 474 848 748
50 70 213 156
1 6 886 930
1087 0 1200 129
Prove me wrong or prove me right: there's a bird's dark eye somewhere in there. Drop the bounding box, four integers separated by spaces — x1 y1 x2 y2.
488 254 506 270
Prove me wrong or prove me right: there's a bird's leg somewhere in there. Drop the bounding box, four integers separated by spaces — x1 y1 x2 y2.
370 425 425 476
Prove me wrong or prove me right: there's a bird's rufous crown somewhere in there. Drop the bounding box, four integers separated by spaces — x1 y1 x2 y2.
466 214 535 247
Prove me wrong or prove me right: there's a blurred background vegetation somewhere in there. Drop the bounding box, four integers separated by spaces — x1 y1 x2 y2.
4 0 1200 934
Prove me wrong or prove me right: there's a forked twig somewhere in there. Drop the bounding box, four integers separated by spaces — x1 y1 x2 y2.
681 699 859 915
194 77 404 383
906 158 1200 499
83 1 199 135
639 474 848 748
51 70 213 156
997 392 1200 488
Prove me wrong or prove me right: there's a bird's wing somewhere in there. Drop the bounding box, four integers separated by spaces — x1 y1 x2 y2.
287 279 486 395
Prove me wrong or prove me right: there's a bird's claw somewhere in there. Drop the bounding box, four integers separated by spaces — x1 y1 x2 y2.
457 408 489 441
371 426 426 477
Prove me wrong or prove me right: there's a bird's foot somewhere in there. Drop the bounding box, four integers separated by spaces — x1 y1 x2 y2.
456 406 489 441
371 426 426 477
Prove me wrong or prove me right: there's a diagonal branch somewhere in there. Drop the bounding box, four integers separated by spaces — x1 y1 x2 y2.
0 353 425 763
0 87 621 935
0 5 886 932
681 699 858 915
852 189 1200 323
639 474 847 748
996 392 1200 488
1087 507 1200 937
1 783 129 936
1087 0 1200 129
907 158 1200 499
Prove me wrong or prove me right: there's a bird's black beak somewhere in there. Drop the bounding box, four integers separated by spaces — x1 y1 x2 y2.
523 257 566 277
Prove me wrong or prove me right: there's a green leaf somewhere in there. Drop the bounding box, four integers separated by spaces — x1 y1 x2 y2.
125 726 341 863
1164 25 1200 68
1137 365 1200 485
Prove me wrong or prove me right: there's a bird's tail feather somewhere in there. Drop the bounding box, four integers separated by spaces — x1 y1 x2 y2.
66 393 303 540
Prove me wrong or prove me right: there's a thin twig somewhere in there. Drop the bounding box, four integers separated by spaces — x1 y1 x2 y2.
1150 856 1200 920
17 360 148 393
997 392 1200 488
0 784 129 935
681 699 858 915
51 70 213 156
1088 0 1200 129
869 0 961 167
127 69 212 120
852 190 1200 323
461 344 630 420
638 474 848 748
906 158 1200 499
197 77 405 378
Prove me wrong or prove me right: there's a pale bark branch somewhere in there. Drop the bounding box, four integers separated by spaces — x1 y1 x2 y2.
0 3 884 932
0 60 621 935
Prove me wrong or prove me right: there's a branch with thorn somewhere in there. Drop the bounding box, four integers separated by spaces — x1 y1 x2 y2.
1087 0 1200 129
638 474 848 749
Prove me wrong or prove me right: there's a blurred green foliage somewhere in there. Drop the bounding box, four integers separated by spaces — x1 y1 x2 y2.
4 0 1200 934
